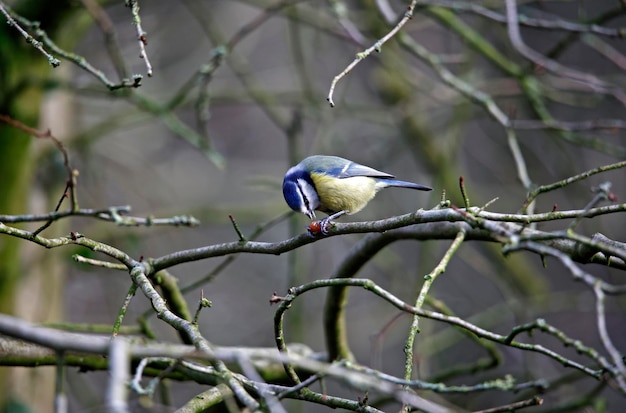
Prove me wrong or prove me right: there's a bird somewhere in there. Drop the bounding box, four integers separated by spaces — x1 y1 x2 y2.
282 155 432 233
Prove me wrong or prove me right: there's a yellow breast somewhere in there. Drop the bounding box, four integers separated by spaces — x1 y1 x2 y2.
311 173 379 215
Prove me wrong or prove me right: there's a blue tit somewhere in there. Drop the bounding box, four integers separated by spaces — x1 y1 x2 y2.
282 155 431 230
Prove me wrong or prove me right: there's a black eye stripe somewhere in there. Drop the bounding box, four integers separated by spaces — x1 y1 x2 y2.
296 181 311 211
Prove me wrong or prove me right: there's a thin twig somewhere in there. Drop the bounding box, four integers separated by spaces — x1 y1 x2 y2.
420 0 625 38
125 0 153 77
402 230 466 412
473 396 543 413
523 160 626 213
504 0 626 104
0 2 60 67
327 0 418 106
112 284 139 338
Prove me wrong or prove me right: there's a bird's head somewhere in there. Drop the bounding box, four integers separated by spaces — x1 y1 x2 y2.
282 165 319 219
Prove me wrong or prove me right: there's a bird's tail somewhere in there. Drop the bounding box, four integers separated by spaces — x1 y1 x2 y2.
381 179 432 191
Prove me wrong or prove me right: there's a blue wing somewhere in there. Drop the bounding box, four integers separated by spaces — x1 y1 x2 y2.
302 155 395 179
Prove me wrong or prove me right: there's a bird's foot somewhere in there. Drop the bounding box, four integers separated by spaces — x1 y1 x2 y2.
319 217 335 235
307 211 345 237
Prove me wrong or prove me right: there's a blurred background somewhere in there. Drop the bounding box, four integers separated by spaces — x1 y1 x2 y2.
1 0 625 411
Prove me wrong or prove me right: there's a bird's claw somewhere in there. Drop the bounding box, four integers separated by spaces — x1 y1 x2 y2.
320 217 335 235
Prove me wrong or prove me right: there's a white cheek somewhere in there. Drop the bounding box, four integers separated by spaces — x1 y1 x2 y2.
298 179 320 210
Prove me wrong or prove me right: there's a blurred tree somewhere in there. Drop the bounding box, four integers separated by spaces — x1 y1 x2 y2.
0 1 87 410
